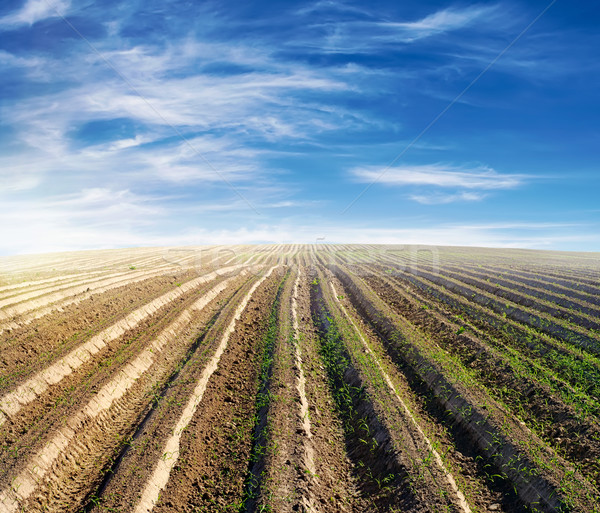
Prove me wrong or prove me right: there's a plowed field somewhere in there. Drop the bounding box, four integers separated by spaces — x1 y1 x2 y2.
1 245 599 512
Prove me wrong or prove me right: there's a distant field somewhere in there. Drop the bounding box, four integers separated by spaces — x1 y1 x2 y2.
0 245 599 512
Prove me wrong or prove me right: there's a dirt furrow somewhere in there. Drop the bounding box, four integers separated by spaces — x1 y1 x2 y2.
1 246 598 512
439 263 600 317
401 261 600 333
373 248 599 290
330 264 598 511
243 269 320 512
239 270 290 511
383 260 600 353
329 280 472 513
311 270 433 511
0 266 243 428
0 271 200 392
133 266 277 513
0 271 186 336
81 273 261 512
0 273 246 513
0 270 135 309
362 269 600 490
291 273 316 481
378 263 600 364
0 273 104 294
259 267 368 512
0 272 108 300
0 279 252 492
0 271 247 490
373 265 600 398
0 267 185 333
416 258 600 303
481 265 600 297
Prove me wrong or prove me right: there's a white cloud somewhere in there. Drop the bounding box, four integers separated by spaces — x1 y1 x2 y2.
0 0 71 27
409 191 486 204
299 4 500 53
351 164 526 190
1 188 164 225
0 173 41 192
2 40 352 155
328 225 600 249
265 200 319 208
0 132 266 194
0 35 364 214
0 50 43 68
0 187 168 254
106 135 149 151
380 5 496 41
1 2 593 257
295 1 373 17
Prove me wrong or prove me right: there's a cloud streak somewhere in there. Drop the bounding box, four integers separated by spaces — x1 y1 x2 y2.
409 191 486 204
377 5 498 42
351 164 527 190
0 0 71 28
294 4 501 54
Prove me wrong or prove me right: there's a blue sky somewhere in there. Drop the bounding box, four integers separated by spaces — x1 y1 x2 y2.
1 0 599 254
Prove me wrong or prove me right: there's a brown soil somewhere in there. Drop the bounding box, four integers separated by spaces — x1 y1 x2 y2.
0 270 197 393
1 246 599 513
329 263 596 512
150 269 285 512
258 268 366 512
363 270 600 488
0 272 241 493
83 273 257 513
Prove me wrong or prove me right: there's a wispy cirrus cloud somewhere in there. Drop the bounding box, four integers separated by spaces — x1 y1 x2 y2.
294 1 374 17
409 191 487 204
0 0 71 28
6 66 349 137
0 34 359 203
0 16 371 249
377 5 498 42
0 132 266 192
294 4 501 54
349 164 528 204
351 164 527 190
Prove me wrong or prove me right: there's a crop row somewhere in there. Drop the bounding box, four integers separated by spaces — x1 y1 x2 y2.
327 262 599 511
